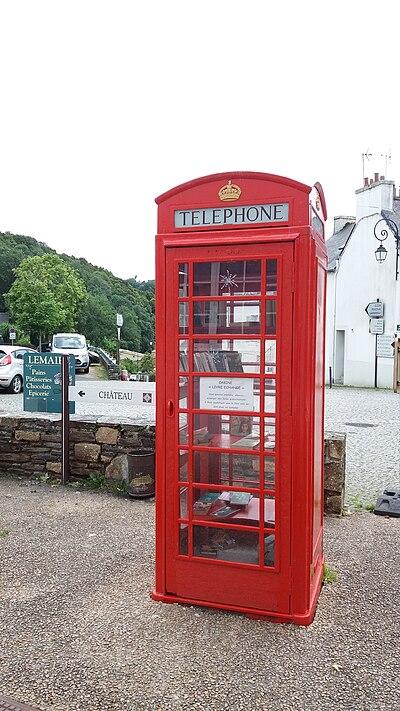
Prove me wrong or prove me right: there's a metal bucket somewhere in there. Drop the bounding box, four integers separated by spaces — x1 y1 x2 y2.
128 451 155 498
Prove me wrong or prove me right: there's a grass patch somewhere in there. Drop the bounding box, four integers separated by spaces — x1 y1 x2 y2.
347 493 376 513
323 563 337 584
86 472 106 489
0 528 10 539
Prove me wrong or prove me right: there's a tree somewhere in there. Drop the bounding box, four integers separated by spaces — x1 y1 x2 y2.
5 254 87 346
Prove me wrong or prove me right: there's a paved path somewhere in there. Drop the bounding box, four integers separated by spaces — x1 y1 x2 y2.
0 477 399 711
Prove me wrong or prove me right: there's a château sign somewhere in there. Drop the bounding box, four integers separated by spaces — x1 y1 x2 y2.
175 202 289 229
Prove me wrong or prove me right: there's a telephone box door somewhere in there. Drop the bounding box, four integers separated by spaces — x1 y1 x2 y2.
164 241 293 614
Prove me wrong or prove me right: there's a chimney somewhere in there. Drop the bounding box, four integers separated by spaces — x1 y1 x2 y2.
364 177 369 187
374 172 379 182
380 175 385 181
356 176 395 221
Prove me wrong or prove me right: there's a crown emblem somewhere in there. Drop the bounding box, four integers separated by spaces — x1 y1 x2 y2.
218 180 241 202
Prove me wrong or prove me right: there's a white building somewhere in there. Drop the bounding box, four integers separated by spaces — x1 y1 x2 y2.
326 174 400 388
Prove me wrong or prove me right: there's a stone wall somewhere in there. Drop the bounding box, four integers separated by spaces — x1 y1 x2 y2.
324 432 346 515
0 416 346 514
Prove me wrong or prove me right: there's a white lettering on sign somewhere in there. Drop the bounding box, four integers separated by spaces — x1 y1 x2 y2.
27 354 63 365
199 377 254 411
174 203 289 229
376 335 394 358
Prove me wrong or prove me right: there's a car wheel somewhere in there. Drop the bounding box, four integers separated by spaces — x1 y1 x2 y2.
82 366 90 374
9 375 23 394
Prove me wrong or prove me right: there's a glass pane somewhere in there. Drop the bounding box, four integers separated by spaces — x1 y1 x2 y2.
263 494 276 527
193 526 259 564
264 456 275 487
179 340 189 371
193 301 260 335
179 264 188 297
264 532 275 567
264 418 276 451
194 260 261 297
179 413 188 444
179 376 189 408
266 260 277 295
179 524 188 555
179 486 188 518
193 414 260 450
193 488 262 527
265 340 277 373
179 303 189 334
266 301 277 335
194 376 259 412
194 451 261 487
179 449 189 482
264 378 276 414
193 339 260 373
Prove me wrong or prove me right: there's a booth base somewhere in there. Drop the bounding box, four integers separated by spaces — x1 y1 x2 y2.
151 575 323 627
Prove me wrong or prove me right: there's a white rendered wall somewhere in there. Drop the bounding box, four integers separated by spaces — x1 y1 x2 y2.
325 271 336 383
355 181 394 222
333 213 399 387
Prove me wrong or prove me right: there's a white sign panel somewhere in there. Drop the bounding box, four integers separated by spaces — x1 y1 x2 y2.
369 318 384 335
69 381 155 405
365 301 384 318
175 203 289 229
116 313 123 327
199 377 254 411
377 335 394 358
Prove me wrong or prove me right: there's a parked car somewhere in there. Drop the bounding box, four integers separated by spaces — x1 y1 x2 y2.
0 346 37 394
51 333 90 373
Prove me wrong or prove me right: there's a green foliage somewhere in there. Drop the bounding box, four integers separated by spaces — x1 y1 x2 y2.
86 472 106 489
121 352 155 374
5 253 87 343
0 232 155 351
323 563 337 584
0 322 31 346
0 528 10 539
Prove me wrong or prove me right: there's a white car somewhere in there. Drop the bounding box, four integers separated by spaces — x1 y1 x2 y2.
0 346 37 394
51 333 90 373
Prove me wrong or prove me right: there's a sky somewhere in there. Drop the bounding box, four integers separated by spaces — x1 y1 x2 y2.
0 0 399 281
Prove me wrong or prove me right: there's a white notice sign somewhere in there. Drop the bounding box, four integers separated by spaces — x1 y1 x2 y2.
376 335 394 358
199 377 254 411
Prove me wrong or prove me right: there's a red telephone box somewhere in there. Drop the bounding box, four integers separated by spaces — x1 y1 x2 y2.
152 172 327 625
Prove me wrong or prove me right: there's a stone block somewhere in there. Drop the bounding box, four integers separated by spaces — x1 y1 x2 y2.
324 461 345 493
15 430 41 442
324 492 344 516
46 462 62 474
74 443 100 462
70 429 96 443
96 426 119 445
328 437 345 461
106 454 130 483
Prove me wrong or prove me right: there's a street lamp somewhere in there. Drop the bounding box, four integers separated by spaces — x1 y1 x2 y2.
374 217 400 278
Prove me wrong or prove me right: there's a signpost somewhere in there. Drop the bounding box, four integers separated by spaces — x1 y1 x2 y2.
365 299 385 388
23 353 76 484
9 329 16 344
369 318 384 335
376 334 394 358
116 313 123 366
365 301 384 318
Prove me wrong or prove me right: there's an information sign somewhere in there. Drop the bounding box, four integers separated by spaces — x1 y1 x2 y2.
365 301 384 318
199 377 254 411
9 330 16 341
116 313 124 327
23 353 75 414
369 318 384 335
69 381 155 406
376 335 394 358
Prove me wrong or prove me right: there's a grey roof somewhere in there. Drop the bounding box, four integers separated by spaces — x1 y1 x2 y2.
326 221 355 271
382 208 400 237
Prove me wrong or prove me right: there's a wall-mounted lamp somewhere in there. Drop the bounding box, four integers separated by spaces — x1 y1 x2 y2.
374 218 400 277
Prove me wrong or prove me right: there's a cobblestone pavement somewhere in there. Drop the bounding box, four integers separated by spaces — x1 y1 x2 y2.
1 384 399 500
325 387 400 503
1 477 399 711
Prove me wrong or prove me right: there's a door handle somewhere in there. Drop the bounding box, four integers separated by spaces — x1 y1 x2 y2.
167 400 174 416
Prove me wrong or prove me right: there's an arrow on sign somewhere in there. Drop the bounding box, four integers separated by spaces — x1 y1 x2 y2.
365 301 384 318
78 391 85 397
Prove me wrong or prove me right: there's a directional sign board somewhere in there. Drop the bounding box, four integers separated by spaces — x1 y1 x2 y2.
116 313 124 327
369 318 384 335
365 301 384 318
377 334 394 358
69 381 155 407
23 353 75 414
9 330 16 341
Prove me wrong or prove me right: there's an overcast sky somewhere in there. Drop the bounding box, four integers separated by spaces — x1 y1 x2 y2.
0 1 398 281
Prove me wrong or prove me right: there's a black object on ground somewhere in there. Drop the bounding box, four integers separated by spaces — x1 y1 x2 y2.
0 696 39 710
373 488 400 518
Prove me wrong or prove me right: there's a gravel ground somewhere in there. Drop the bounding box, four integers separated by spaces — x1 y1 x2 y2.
1 477 399 711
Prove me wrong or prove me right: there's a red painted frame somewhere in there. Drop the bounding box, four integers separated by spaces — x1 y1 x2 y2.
153 172 327 626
